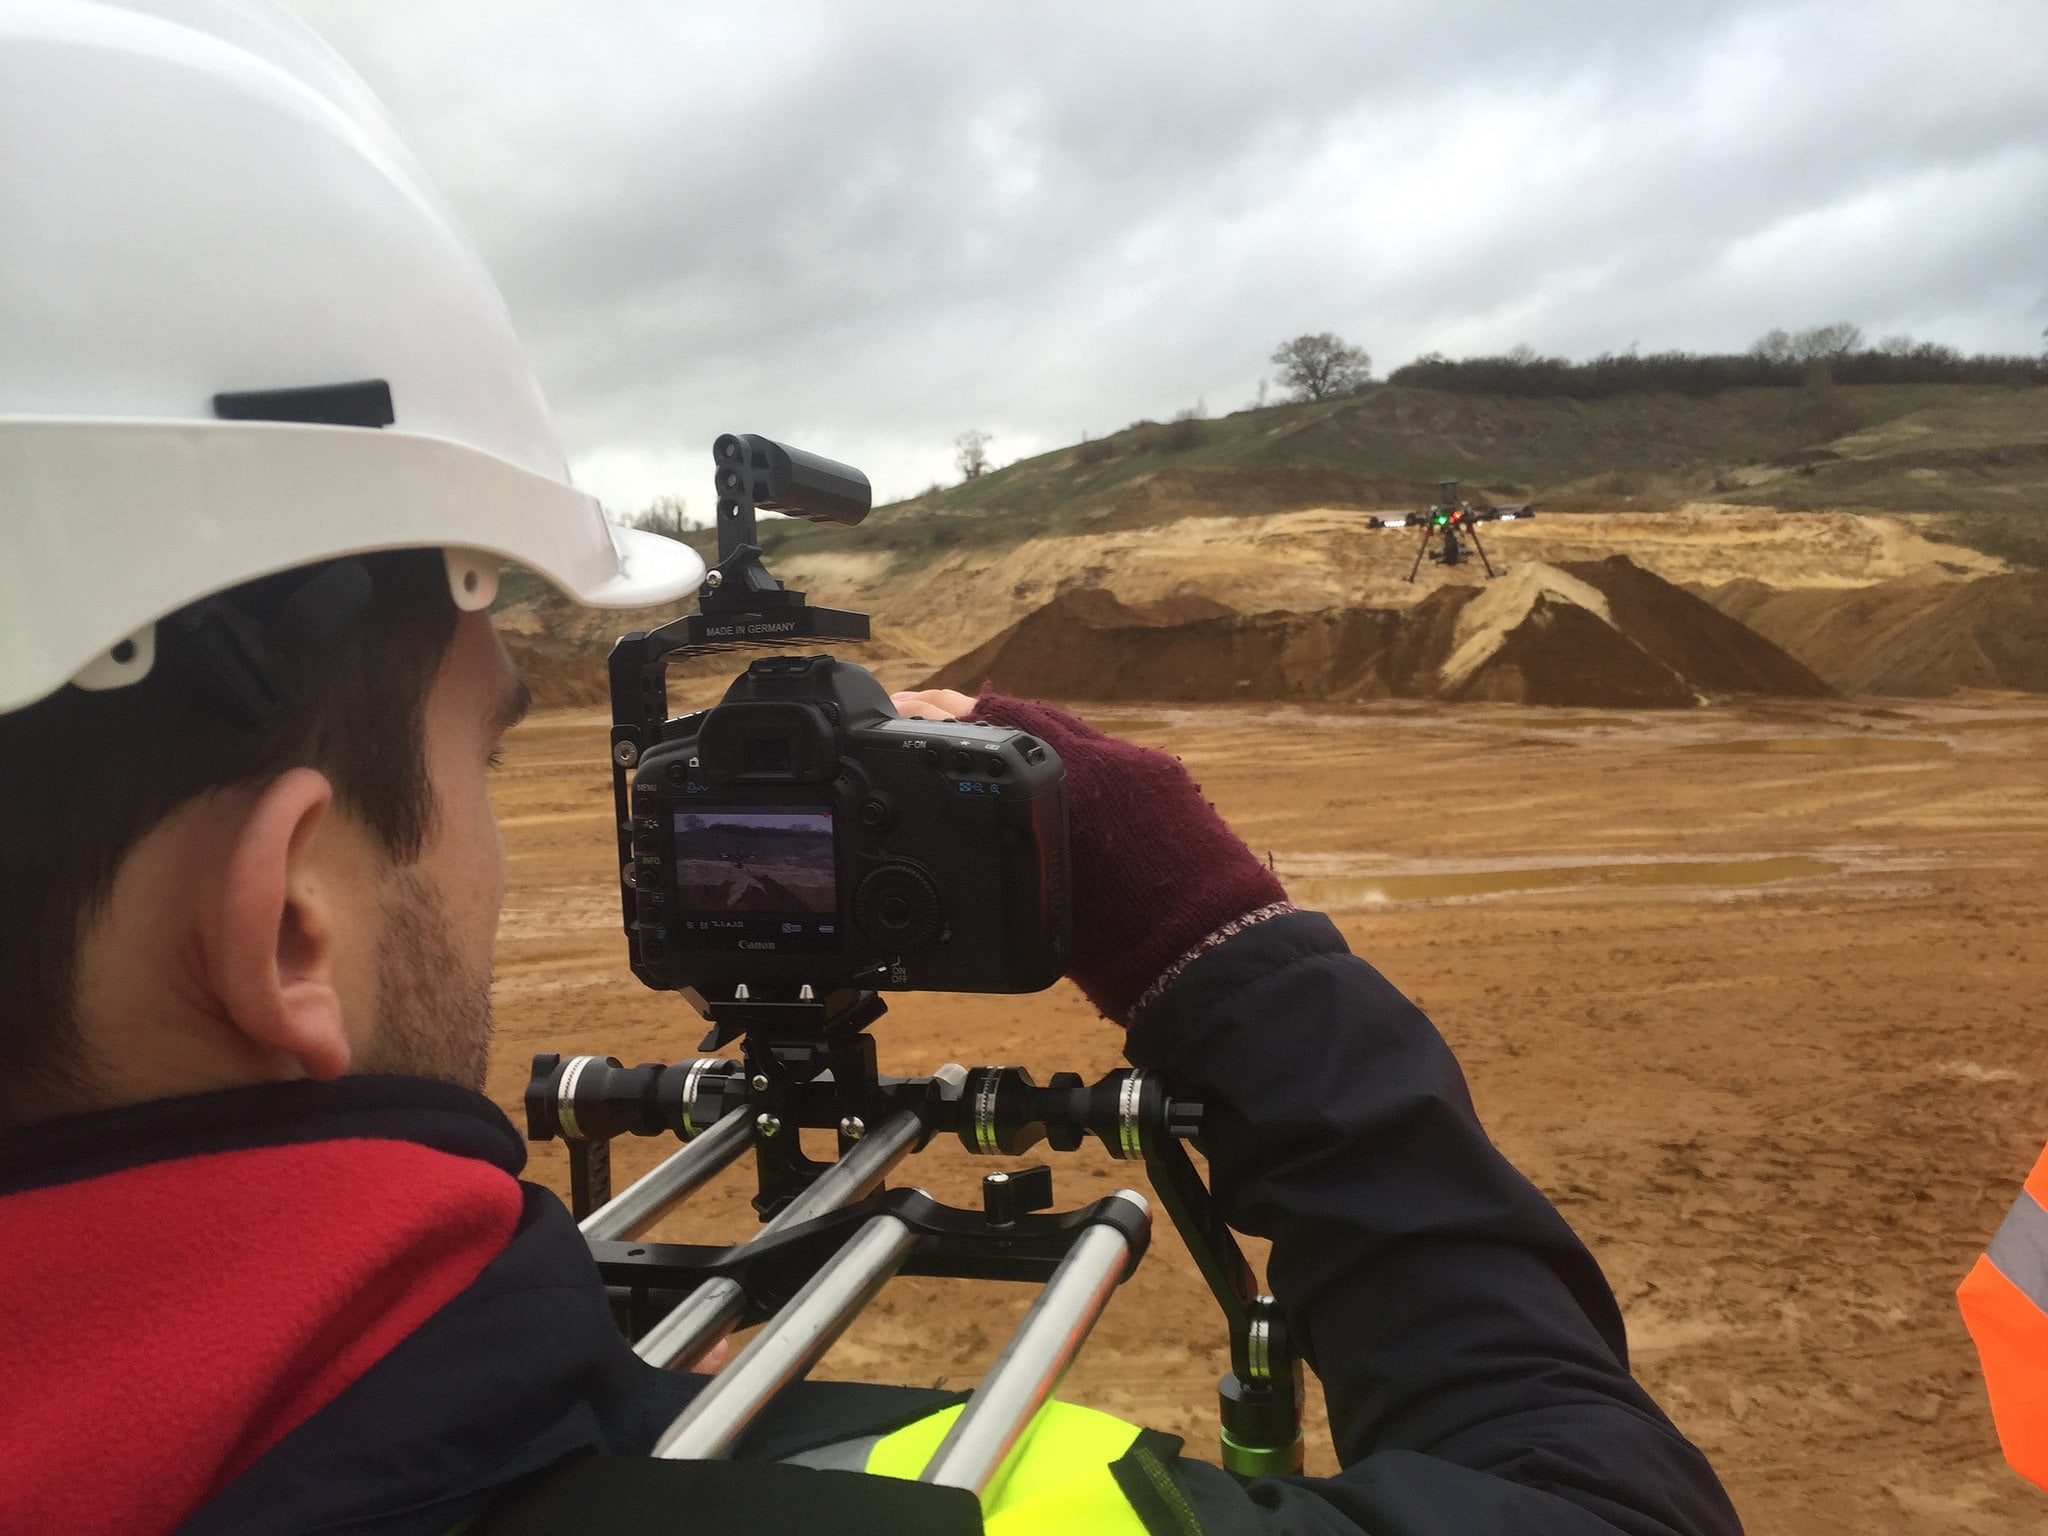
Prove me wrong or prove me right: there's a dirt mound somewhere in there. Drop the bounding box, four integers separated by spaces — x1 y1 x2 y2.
1435 564 1697 708
1436 558 1829 707
1564 556 1834 697
924 557 1828 708
501 632 770 711
500 631 612 709
1442 596 1701 707
504 622 938 712
1699 571 2048 696
921 586 1467 703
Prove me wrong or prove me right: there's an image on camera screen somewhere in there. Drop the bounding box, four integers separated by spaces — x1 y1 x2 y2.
672 806 839 948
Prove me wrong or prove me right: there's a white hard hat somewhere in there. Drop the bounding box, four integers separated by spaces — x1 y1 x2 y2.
0 0 705 716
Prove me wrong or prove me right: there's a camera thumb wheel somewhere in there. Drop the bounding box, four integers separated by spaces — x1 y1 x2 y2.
854 864 942 952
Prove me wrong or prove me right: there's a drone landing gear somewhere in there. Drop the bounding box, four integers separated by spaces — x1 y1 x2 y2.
1405 522 1499 582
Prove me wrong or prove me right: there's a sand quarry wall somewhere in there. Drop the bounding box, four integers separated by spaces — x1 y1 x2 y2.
770 502 2007 664
922 556 1831 709
1699 570 2048 697
495 501 2048 708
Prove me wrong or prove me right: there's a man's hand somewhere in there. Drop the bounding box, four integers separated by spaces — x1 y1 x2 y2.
891 688 975 722
893 688 1289 1023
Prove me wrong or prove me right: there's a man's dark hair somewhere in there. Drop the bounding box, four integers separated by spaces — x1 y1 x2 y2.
0 549 459 1127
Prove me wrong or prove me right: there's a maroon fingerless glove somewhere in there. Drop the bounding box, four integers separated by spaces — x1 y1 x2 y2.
964 692 1292 1023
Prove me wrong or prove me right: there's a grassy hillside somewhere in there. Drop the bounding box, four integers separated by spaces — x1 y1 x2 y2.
668 380 2048 578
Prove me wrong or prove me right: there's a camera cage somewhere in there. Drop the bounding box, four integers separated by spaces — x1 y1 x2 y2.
546 435 1304 1487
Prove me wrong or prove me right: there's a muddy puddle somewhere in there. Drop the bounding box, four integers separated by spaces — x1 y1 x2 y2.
1908 715 2048 734
1681 736 1950 759
1288 855 1841 906
1474 714 1646 730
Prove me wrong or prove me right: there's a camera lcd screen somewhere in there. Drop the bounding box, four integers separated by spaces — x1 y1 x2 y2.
672 805 840 952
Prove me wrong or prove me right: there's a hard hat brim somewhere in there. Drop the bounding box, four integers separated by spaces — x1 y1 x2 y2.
591 523 709 611
0 418 705 714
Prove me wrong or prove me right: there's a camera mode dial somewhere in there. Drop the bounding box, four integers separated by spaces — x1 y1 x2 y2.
854 863 942 953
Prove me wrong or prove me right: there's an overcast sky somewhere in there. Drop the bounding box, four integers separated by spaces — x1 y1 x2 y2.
281 1 2047 514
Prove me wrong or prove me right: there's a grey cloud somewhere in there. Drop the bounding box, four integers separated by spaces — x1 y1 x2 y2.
284 0 2048 507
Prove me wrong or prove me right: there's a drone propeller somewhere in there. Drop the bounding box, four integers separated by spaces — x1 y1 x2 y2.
1362 502 1535 533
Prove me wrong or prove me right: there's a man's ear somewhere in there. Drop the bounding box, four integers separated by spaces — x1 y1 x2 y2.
205 767 354 1081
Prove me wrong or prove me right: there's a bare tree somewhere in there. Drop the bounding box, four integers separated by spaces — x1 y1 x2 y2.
1749 327 1796 364
1750 322 1864 364
1270 333 1372 401
955 429 993 481
1793 321 1864 360
624 495 691 539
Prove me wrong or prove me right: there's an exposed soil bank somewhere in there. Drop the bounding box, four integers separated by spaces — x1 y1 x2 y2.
924 556 1828 708
1702 570 2048 696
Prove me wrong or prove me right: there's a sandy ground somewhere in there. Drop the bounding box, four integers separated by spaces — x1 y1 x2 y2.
486 693 2048 1535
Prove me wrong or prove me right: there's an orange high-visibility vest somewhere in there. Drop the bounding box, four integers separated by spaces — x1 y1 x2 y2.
1959 1139 2048 1491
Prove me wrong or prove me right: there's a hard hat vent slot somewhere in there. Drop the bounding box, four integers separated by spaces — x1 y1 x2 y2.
212 379 395 429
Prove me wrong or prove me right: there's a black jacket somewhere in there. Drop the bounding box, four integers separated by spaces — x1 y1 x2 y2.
14 910 1739 1534
1125 910 1740 1534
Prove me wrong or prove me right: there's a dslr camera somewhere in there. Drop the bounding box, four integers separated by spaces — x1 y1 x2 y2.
610 435 1069 1008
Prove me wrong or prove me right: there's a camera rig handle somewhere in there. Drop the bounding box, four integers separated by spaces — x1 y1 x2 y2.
605 434 877 981
607 432 871 761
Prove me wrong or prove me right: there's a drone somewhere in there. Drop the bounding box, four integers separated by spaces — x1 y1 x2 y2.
1367 480 1536 582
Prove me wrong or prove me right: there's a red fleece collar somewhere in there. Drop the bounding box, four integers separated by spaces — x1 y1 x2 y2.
0 1137 523 1535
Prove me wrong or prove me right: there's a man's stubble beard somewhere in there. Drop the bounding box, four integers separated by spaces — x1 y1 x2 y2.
358 870 495 1091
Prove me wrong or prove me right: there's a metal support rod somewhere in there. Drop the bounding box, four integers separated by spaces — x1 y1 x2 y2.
652 1213 918 1460
920 1191 1150 1496
578 1108 755 1243
632 1109 923 1369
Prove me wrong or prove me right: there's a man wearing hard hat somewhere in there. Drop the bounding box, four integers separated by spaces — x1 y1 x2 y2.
0 5 1741 1534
